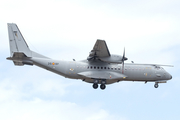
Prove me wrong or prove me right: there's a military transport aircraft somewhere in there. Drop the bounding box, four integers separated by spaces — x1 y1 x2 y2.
6 23 173 90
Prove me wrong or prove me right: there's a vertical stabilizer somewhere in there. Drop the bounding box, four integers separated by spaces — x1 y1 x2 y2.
7 23 49 66
7 23 31 57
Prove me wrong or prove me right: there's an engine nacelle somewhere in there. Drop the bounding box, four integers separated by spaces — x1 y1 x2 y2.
99 54 127 64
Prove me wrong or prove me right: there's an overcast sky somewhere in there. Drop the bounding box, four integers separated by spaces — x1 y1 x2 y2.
0 0 180 120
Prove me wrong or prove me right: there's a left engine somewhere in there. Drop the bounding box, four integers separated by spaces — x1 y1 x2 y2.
99 54 127 64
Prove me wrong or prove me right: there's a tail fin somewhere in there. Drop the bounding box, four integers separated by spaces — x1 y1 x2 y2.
7 23 49 66
7 23 31 57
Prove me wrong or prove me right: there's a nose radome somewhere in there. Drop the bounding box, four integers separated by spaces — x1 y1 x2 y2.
168 73 172 80
170 75 172 79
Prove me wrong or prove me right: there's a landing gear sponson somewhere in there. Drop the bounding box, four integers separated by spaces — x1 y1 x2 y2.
93 79 106 90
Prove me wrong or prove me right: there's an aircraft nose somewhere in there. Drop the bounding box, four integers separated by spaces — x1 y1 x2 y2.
170 75 172 79
167 73 172 80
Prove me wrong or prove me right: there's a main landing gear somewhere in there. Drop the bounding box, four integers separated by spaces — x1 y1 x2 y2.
92 79 106 90
100 80 106 90
93 83 98 89
154 82 159 88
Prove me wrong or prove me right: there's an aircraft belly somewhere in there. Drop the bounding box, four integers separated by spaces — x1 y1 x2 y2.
83 78 118 84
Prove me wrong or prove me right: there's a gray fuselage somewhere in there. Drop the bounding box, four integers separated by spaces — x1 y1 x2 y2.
31 58 172 85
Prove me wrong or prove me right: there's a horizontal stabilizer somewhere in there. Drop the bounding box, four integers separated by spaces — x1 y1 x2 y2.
7 52 28 60
13 61 24 66
6 52 33 66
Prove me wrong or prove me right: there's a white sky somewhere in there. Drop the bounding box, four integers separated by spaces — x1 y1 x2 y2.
0 0 180 120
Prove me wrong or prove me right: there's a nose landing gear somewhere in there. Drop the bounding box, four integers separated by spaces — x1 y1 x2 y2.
154 82 159 88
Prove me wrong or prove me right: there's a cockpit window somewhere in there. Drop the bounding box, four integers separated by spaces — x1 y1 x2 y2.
155 66 160 70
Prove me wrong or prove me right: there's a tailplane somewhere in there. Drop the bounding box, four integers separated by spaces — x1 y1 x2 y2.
6 52 33 66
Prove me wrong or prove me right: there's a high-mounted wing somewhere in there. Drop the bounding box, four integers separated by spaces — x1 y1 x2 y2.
87 39 110 60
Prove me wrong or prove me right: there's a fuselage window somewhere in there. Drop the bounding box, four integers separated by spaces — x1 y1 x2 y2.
97 66 99 69
108 67 110 69
118 68 120 70
104 67 106 69
91 66 93 69
101 67 103 69
94 66 96 69
115 68 117 70
111 68 113 70
87 66 89 69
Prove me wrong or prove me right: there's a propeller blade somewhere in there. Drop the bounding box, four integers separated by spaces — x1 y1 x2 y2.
122 60 124 74
123 48 125 60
